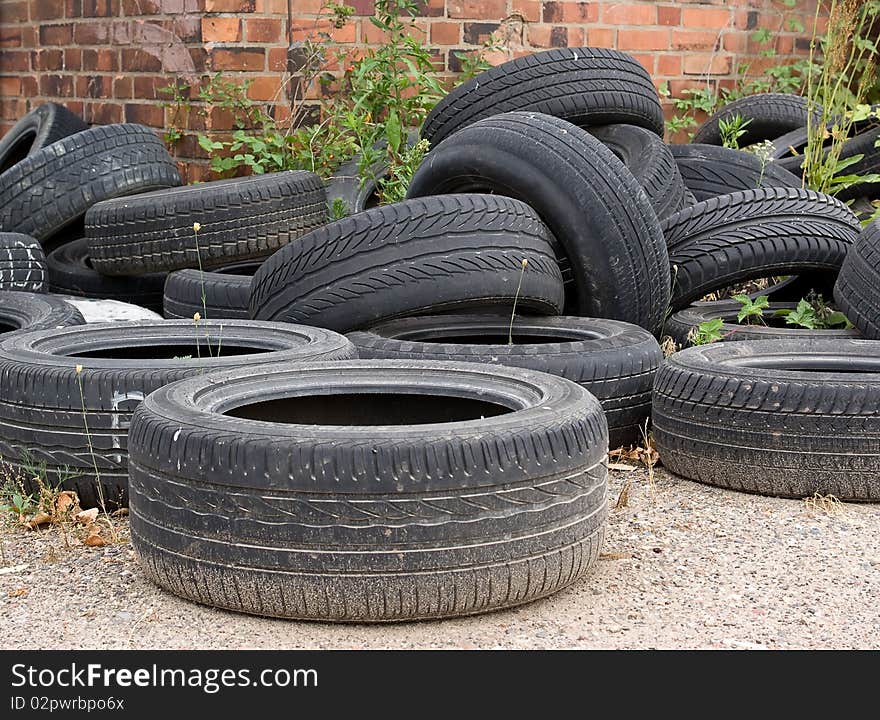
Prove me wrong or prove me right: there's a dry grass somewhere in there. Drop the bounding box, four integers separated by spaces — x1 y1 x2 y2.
804 492 845 517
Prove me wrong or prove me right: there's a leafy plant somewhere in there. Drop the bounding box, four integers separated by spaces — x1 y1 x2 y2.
719 115 753 150
773 295 853 329
732 294 769 323
689 317 725 345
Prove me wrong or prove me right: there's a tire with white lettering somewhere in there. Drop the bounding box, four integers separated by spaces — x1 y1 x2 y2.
129 360 609 621
0 232 47 292
0 321 356 509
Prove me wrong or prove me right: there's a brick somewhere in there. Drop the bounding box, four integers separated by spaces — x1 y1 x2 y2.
267 47 288 72
133 75 159 99
345 0 374 15
125 103 164 126
586 27 615 47
204 0 254 10
463 22 498 45
448 0 505 20
670 30 719 51
413 0 443 16
210 47 265 71
77 75 112 99
32 49 62 70
39 74 74 97
113 76 134 98
510 0 540 22
431 22 460 45
202 17 242 43
66 0 80 16
617 28 669 51
246 18 282 43
560 2 598 23
683 54 731 76
290 20 356 43
681 7 732 29
542 1 562 22
121 48 163 72
0 27 22 48
121 0 158 12
529 25 568 48
656 53 681 77
39 24 73 45
173 16 201 43
20 76 38 96
113 21 131 45
246 75 282 101
30 0 64 20
74 22 111 44
81 0 119 15
0 77 22 96
83 48 118 71
86 102 123 124
3 2 28 23
657 6 680 26
18 27 37 49
602 4 656 25
64 48 81 70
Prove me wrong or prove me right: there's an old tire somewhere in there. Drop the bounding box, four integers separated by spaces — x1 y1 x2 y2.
653 338 880 500
0 232 47 292
421 47 664 145
670 144 802 202
835 219 880 339
349 314 661 448
0 124 182 243
0 290 84 337
665 300 859 347
163 262 261 320
86 171 326 275
0 103 88 175
662 187 860 310
407 112 670 334
249 194 565 332
0 321 356 509
587 124 688 220
692 93 819 147
129 360 609 621
46 238 165 313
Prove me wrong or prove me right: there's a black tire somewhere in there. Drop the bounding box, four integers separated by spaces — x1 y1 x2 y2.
421 47 664 145
653 338 880 500
0 290 84 337
46 238 165 313
587 124 688 220
835 218 880 339
670 144 802 201
0 103 88 175
662 187 860 310
665 300 859 347
407 112 670 334
129 360 609 621
348 314 660 448
0 321 356 509
692 93 820 147
768 126 809 161
0 124 182 243
249 194 565 332
830 128 880 202
163 262 261 320
0 232 47 292
86 171 326 276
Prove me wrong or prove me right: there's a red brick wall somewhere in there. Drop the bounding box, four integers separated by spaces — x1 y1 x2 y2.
0 0 820 179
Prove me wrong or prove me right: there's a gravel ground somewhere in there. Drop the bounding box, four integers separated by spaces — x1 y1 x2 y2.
1 466 878 650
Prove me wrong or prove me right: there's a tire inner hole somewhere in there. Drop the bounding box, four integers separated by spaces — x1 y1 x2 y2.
71 343 271 359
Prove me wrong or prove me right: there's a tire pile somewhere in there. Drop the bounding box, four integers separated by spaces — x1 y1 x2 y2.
1 47 879 622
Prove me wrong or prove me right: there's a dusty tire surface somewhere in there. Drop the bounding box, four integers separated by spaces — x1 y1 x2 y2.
407 112 670 334
86 171 326 275
665 300 859 347
349 314 660 448
0 321 356 509
421 47 664 145
128 360 609 621
835 219 880 338
662 187 860 310
0 103 88 175
46 238 165 313
250 194 565 332
0 124 182 243
587 124 688 220
653 338 880 500
670 144 802 202
0 290 84 337
692 93 819 147
163 262 260 320
0 232 47 292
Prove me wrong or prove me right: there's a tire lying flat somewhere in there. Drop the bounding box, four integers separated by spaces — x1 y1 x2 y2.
163 262 260 320
653 338 880 500
421 47 664 145
349 314 660 447
692 93 819 147
662 187 860 310
86 171 326 275
129 360 609 621
250 194 565 332
407 112 670 334
47 238 165 313
0 291 84 337
0 103 88 175
835 218 880 338
0 321 356 509
665 300 859 347
0 124 182 243
0 233 47 292
669 144 802 202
